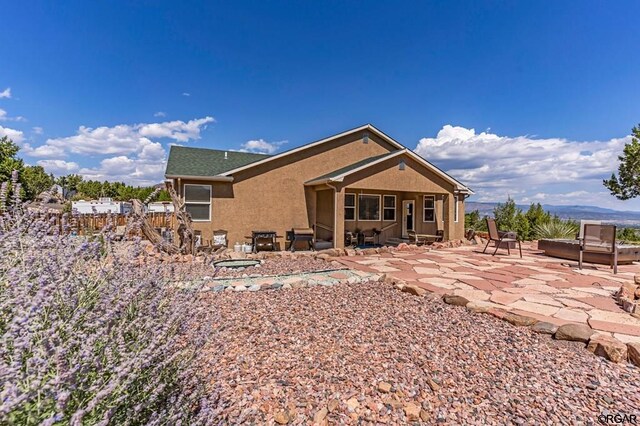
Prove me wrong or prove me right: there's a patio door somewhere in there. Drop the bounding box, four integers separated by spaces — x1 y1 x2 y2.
402 200 415 238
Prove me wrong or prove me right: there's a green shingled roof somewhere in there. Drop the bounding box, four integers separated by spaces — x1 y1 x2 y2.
165 146 271 177
306 151 402 183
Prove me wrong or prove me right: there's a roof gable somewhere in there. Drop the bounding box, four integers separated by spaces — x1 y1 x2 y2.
165 146 270 178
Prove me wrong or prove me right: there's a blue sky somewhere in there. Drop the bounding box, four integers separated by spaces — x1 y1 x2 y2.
1 1 639 209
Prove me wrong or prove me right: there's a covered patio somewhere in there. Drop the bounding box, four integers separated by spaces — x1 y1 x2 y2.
303 149 471 249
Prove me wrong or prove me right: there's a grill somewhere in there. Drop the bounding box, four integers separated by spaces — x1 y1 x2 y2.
287 228 315 252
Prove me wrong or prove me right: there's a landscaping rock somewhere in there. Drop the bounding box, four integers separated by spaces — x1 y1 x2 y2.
619 282 639 299
403 402 421 421
554 323 594 343
402 284 426 297
420 409 430 422
531 322 558 335
327 398 340 413
317 248 342 258
443 294 469 307
248 284 261 291
466 301 491 313
627 342 640 367
346 397 359 411
503 312 538 327
587 334 628 363
635 274 640 285
377 381 392 393
314 407 328 423
274 410 291 424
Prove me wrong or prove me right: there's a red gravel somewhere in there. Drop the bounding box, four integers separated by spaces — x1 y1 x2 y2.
200 282 640 424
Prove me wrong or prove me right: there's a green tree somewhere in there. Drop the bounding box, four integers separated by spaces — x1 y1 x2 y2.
21 165 54 200
464 209 488 232
604 124 640 199
0 136 24 183
493 197 531 240
523 203 551 240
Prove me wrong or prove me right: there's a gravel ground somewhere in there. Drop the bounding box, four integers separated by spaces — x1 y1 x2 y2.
209 257 342 279
200 281 640 425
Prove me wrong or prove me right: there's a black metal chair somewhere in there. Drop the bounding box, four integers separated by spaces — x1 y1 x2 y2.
483 218 522 258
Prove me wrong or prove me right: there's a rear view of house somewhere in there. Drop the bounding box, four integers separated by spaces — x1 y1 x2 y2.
165 124 473 249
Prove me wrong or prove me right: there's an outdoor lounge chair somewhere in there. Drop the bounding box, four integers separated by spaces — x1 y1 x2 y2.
483 218 522 258
579 224 618 274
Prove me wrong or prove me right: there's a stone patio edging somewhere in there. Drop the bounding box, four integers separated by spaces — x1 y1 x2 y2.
386 274 640 369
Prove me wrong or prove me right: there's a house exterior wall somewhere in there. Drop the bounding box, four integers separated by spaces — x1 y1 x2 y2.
173 132 467 248
176 132 396 246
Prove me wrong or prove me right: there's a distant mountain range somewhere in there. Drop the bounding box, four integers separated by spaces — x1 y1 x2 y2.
466 202 640 226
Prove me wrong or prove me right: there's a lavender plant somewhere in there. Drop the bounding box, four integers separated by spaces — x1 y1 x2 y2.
0 175 217 425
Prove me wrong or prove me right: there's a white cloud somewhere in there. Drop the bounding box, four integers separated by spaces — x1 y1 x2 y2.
154 111 166 117
27 116 214 186
0 108 26 122
32 126 43 135
0 125 24 144
239 139 287 154
36 159 80 174
0 88 11 99
138 116 214 142
182 92 190 97
415 125 631 209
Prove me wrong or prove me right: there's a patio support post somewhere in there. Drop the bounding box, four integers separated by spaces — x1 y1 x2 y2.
443 193 455 241
334 186 345 249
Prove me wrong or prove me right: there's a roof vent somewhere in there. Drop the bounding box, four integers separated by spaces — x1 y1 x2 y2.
224 151 228 160
363 132 369 144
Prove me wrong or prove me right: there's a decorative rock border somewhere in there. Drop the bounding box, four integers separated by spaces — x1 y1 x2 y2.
389 275 640 369
204 269 384 292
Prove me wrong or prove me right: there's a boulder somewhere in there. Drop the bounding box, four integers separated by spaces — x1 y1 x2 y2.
503 312 538 327
317 248 342 258
396 243 410 251
618 282 638 299
402 284 427 297
627 342 640 367
362 248 379 255
443 294 470 307
554 323 594 343
587 334 628 363
531 322 558 335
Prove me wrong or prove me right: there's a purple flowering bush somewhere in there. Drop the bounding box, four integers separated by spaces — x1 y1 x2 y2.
0 173 216 425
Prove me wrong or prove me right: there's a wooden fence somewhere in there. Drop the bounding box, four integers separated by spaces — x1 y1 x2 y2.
33 212 176 236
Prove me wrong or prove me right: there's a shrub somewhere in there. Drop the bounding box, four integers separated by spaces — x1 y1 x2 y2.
533 219 578 240
0 174 215 424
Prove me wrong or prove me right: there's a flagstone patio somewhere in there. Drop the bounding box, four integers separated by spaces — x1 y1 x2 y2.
337 243 640 343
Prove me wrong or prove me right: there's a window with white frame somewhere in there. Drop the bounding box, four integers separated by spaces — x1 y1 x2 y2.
423 195 435 222
184 184 211 221
383 195 396 221
345 193 356 221
454 195 459 222
358 194 380 221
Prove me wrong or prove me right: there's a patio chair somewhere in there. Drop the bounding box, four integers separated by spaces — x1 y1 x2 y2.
345 231 356 247
212 229 228 250
579 224 617 274
483 218 522 258
362 229 377 246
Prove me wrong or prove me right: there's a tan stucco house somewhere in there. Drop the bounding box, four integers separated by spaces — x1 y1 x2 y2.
164 124 473 249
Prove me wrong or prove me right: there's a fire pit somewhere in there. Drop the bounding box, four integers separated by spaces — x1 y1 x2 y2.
538 239 640 265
